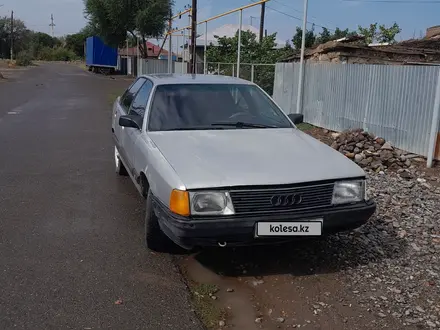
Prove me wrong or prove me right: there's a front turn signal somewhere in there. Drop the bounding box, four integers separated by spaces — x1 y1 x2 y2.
170 189 190 216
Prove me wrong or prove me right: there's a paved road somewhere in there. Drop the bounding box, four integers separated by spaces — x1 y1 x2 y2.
0 63 202 330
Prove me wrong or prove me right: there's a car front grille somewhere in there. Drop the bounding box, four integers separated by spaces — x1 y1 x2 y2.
229 182 335 215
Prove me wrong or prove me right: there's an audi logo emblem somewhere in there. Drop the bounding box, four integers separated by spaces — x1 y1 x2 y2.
270 194 303 207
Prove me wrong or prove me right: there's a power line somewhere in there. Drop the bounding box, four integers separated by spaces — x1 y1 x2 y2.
248 0 334 31
341 0 440 2
266 5 335 31
271 0 337 29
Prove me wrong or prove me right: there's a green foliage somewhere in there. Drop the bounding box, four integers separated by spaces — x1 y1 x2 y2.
16 50 33 66
357 22 401 44
0 16 32 58
206 30 291 94
292 27 316 49
83 0 172 58
37 47 78 61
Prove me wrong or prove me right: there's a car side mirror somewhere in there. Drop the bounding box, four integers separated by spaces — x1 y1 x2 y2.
288 113 304 125
119 115 142 129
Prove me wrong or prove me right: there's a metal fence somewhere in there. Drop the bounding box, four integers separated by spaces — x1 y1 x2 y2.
273 62 440 159
195 62 276 95
137 58 188 75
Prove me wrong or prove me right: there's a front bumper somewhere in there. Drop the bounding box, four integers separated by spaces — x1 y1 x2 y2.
152 196 376 249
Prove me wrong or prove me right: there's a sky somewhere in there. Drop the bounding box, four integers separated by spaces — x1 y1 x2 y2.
1 0 439 46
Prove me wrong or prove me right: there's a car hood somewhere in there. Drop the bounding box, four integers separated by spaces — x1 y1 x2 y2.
149 128 365 190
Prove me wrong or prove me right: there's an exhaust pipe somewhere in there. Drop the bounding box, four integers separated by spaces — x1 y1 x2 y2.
218 241 227 248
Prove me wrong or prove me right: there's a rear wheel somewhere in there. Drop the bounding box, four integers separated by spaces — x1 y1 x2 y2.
114 146 128 176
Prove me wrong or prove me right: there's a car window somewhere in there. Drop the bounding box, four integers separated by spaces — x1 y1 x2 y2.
148 83 292 131
129 80 153 118
120 78 146 112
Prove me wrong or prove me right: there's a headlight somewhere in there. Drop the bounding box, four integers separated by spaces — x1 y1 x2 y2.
189 191 235 215
332 180 365 205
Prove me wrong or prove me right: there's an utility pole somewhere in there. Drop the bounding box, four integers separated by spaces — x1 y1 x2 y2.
168 9 172 74
49 14 55 38
295 0 309 114
10 10 13 61
259 2 265 43
190 0 197 74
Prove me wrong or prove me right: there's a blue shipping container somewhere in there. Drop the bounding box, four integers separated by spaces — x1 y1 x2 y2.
85 36 117 68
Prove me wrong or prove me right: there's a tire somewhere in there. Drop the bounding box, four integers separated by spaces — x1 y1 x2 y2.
144 190 172 252
114 146 128 176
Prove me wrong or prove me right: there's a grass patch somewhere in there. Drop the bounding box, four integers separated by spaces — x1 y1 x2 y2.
296 122 315 131
188 283 227 329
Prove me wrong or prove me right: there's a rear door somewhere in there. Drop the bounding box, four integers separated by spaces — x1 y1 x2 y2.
112 77 146 168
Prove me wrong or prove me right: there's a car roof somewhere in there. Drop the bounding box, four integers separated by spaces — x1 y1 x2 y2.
139 73 255 86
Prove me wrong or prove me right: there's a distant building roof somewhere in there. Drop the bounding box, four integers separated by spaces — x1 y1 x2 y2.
195 23 287 49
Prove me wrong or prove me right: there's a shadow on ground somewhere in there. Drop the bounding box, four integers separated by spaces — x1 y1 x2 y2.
191 216 407 278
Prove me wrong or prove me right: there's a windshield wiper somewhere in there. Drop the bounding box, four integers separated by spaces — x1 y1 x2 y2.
211 122 277 128
164 126 226 131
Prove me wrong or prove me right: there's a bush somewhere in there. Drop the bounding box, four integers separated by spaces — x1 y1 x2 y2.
16 51 34 66
37 47 78 61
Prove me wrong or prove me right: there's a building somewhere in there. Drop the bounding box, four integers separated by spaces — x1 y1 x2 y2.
283 28 440 66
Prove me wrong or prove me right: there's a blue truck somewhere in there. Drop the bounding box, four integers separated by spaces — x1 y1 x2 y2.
85 36 118 74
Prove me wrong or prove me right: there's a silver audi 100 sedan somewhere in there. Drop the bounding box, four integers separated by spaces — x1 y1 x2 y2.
111 74 376 252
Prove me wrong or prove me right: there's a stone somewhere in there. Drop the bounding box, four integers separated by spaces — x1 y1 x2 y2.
381 142 393 150
276 317 285 323
356 142 365 148
331 132 341 139
219 320 226 327
346 153 355 159
376 137 386 145
255 318 263 323
226 288 234 292
355 154 364 163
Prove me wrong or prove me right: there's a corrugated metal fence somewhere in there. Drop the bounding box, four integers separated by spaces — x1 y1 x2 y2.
137 58 188 75
273 62 440 158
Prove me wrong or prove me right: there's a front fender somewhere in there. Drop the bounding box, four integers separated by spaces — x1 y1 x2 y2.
142 135 186 207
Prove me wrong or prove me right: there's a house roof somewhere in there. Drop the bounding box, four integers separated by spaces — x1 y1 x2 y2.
119 41 176 57
283 35 440 64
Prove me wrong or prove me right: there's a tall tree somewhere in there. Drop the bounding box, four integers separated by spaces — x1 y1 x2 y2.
206 30 291 94
292 27 316 50
83 0 172 58
0 16 31 58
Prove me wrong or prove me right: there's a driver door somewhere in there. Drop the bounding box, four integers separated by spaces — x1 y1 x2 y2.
112 77 146 169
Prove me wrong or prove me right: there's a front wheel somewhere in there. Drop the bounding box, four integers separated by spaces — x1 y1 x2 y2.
144 190 173 252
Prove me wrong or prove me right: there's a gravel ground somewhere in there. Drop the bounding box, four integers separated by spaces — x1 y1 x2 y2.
183 127 440 330
340 170 440 329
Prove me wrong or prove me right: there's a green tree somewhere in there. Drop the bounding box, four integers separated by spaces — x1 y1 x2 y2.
65 33 87 57
292 27 316 50
83 0 172 58
358 22 401 44
206 30 290 94
314 27 331 45
0 16 31 59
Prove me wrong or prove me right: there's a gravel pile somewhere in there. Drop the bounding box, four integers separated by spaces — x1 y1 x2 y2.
330 128 425 172
335 171 440 328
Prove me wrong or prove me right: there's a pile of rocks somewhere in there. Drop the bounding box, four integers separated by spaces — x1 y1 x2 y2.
330 128 424 172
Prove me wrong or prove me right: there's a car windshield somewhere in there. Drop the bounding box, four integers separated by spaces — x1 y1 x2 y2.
147 83 293 131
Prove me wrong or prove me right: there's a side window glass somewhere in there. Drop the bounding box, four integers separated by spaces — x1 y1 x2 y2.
129 80 154 118
120 78 146 112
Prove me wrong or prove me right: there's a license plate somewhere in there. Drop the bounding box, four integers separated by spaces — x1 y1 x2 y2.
256 220 323 237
